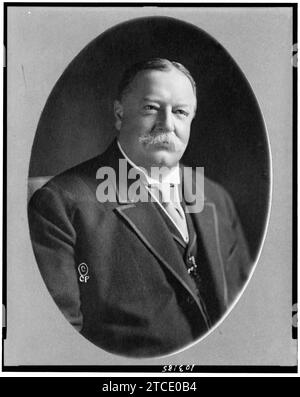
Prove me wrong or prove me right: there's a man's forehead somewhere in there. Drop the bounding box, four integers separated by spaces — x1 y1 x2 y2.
135 68 191 86
128 68 196 100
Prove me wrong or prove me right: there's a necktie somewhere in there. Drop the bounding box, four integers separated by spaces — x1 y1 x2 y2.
149 183 189 243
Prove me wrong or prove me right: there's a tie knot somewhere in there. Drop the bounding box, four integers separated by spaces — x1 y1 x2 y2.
147 183 178 204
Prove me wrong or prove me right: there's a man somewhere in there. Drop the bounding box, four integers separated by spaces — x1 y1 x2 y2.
28 58 251 358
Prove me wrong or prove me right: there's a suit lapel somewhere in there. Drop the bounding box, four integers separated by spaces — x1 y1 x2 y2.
115 199 204 312
182 168 228 309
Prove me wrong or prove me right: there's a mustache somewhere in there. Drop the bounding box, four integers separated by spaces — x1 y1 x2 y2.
139 131 180 150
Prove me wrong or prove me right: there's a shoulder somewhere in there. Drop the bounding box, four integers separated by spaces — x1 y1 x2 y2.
205 179 246 239
204 176 232 206
181 163 237 216
181 162 239 225
28 154 104 214
203 175 239 226
186 164 232 205
30 140 120 203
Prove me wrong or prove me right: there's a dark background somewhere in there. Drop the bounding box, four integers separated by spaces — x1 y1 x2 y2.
28 16 270 260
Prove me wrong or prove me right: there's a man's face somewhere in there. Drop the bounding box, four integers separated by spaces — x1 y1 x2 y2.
115 68 196 170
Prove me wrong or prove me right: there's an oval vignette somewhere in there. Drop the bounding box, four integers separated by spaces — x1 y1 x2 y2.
28 16 271 358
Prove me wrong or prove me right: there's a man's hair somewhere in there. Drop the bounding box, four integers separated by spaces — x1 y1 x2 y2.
117 58 197 101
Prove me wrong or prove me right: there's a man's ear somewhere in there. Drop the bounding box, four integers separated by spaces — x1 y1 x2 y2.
114 100 123 131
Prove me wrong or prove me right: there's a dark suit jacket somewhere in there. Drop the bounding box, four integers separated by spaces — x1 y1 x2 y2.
28 140 251 357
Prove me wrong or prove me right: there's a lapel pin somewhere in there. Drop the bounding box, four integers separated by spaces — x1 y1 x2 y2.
78 263 89 283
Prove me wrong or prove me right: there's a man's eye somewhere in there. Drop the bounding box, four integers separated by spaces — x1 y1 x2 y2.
174 109 189 117
144 105 158 111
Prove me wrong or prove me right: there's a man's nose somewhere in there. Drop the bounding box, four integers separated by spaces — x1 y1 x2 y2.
156 109 174 132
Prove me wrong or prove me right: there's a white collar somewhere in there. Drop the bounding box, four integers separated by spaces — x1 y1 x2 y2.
117 140 181 186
